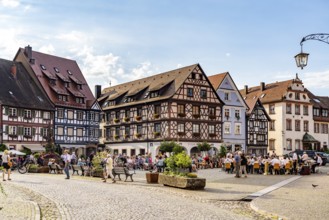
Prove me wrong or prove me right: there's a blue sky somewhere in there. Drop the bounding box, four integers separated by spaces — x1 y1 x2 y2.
1 0 329 96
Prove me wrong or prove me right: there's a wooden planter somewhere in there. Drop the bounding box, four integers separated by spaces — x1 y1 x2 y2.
158 174 206 190
146 172 159 183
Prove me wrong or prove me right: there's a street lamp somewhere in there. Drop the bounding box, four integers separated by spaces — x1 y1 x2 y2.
295 33 329 69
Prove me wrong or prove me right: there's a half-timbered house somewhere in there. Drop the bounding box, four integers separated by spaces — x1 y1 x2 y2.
97 64 224 157
14 46 101 156
0 58 54 151
244 98 271 156
208 72 248 152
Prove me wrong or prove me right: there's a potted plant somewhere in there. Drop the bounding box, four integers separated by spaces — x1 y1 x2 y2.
153 132 160 137
113 118 120 123
92 151 107 178
123 117 130 122
135 133 142 138
135 115 142 121
114 135 119 140
153 113 160 119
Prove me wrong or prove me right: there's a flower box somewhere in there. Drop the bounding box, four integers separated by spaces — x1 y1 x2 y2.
135 133 142 138
135 116 142 121
123 117 130 122
153 132 160 137
158 174 206 190
209 115 216 119
146 172 159 183
113 118 120 123
178 113 186 117
153 113 160 119
192 114 200 119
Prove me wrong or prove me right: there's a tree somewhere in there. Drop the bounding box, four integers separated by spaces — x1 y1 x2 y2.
197 141 211 152
219 145 227 158
0 144 8 152
159 141 183 153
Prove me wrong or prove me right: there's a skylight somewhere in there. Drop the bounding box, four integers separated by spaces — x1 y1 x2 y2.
313 98 321 103
37 96 44 102
54 67 60 73
67 70 72 75
9 91 13 95
40 64 46 70
260 94 266 98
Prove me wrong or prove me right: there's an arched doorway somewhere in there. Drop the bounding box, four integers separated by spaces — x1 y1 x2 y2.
190 146 200 156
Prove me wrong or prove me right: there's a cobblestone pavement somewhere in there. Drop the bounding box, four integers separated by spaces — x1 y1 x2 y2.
3 167 326 220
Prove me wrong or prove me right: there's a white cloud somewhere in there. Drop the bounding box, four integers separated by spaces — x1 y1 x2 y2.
0 0 20 8
226 53 231 57
130 61 153 79
303 70 329 89
39 44 55 54
177 63 183 68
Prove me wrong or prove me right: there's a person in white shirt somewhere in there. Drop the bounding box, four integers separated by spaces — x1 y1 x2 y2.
103 154 116 183
63 150 71 179
311 154 323 173
301 152 309 163
292 152 298 174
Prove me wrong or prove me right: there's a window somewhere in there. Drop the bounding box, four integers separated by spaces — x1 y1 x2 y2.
58 109 64 119
9 108 17 117
154 123 161 133
67 127 74 136
235 109 240 119
269 120 275 131
8 126 17 135
115 127 120 136
314 123 320 133
64 82 69 88
200 89 207 99
286 119 292 131
150 91 159 98
269 104 275 114
23 109 31 118
303 105 308 116
178 104 185 116
313 108 320 116
224 92 230 101
295 92 300 100
209 107 215 116
257 134 265 141
321 124 328 134
77 84 82 90
191 72 196 79
77 128 83 137
137 125 142 134
303 121 309 132
192 124 200 133
137 108 143 117
209 125 215 134
295 140 301 150
286 139 292 150
115 111 120 119
322 109 328 117
43 111 51 119
125 110 130 118
224 122 231 134
224 109 230 118
24 127 31 136
76 98 84 104
187 88 193 97
154 105 161 115
77 111 83 120
57 126 64 136
178 124 185 133
192 106 200 116
269 139 275 150
295 120 301 131
235 123 241 134
125 126 130 136
41 128 48 137
295 104 300 115
58 95 68 102
259 121 266 129
286 103 292 114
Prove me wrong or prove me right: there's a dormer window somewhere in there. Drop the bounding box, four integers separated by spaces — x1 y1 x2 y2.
54 67 60 73
77 84 82 90
150 91 159 98
144 91 149 99
40 64 46 70
67 70 72 75
50 79 56 85
295 92 300 100
64 82 70 88
76 97 84 104
58 95 68 102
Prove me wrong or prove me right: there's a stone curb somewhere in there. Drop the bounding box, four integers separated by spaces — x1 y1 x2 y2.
30 201 41 220
250 200 287 220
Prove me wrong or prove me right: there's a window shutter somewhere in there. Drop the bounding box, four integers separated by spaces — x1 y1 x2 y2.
40 128 44 136
32 110 36 118
18 109 23 117
32 128 36 136
18 126 23 135
4 107 9 115
5 125 8 134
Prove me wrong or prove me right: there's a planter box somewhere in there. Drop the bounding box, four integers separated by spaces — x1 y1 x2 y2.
146 172 159 183
158 174 206 190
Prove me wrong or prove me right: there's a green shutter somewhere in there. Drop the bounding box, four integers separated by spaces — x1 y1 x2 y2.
32 128 36 136
18 109 23 117
4 107 9 115
5 125 8 134
32 110 36 118
18 126 23 135
40 128 44 136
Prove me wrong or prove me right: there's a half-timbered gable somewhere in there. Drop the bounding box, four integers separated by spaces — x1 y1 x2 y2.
0 58 55 151
245 98 271 156
208 72 248 152
98 64 224 157
14 46 100 155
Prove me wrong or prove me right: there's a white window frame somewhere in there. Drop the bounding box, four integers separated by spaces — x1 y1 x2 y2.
9 126 17 135
224 122 231 134
234 123 241 135
24 127 31 136
192 124 200 133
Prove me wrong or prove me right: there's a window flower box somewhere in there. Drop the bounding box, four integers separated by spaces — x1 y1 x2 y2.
113 135 119 140
178 113 186 117
192 132 200 137
192 114 200 119
177 132 185 136
124 134 130 139
123 117 130 122
209 115 216 119
113 118 120 123
135 115 142 121
153 132 160 137
209 133 216 137
153 113 160 119
135 133 142 138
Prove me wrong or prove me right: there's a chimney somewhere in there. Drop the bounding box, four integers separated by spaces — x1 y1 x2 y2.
24 45 32 59
95 85 102 99
11 63 17 78
244 85 248 94
260 82 265 91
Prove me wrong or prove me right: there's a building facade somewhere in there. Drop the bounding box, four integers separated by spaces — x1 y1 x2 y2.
0 58 54 152
240 75 319 156
208 72 248 152
14 46 101 156
97 64 224 157
244 98 271 156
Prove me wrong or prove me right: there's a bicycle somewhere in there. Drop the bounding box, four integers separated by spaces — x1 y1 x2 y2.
10 160 32 174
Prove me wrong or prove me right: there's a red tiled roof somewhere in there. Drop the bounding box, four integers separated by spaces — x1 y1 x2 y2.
208 72 228 90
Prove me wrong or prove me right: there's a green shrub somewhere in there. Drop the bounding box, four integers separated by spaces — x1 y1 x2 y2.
197 142 211 152
0 144 8 152
186 173 198 178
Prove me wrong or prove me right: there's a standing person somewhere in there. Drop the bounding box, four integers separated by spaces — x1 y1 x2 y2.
292 151 298 175
234 151 241 178
71 152 77 165
103 154 116 183
63 150 71 179
240 153 248 178
1 150 12 181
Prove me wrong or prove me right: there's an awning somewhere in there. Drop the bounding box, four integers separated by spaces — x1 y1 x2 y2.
23 145 45 152
61 145 86 149
302 132 319 143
